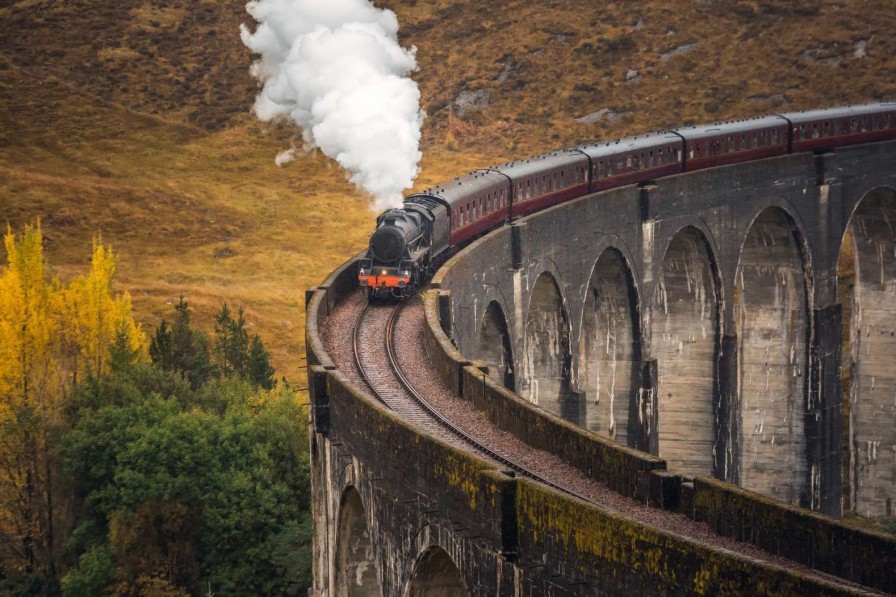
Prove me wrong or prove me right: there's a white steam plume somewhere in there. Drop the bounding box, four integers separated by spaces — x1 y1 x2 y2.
240 0 424 210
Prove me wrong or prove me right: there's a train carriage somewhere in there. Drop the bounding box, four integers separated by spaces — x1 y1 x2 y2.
412 170 511 247
578 132 684 194
494 150 589 219
782 103 896 153
676 115 790 171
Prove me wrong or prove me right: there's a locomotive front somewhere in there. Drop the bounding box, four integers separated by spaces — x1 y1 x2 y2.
358 208 426 298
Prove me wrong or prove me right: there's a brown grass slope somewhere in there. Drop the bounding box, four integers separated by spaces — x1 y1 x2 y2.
0 0 895 380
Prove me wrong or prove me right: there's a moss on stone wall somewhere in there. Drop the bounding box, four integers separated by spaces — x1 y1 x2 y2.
516 480 863 596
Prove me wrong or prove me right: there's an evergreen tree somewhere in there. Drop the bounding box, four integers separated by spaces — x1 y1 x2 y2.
248 335 275 390
214 303 233 378
109 324 142 373
215 304 249 379
149 319 173 371
150 295 214 389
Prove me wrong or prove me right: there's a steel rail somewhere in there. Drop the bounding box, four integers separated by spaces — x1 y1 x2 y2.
383 300 605 508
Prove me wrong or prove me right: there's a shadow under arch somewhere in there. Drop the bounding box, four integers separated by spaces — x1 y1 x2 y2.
578 247 641 446
521 271 574 421
405 547 467 597
734 205 811 506
837 185 896 520
477 300 515 391
651 225 721 477
336 486 382 597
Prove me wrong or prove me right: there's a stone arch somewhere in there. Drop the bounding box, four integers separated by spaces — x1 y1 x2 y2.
335 486 382 596
652 226 721 476
521 272 573 421
477 300 515 390
734 206 811 505
837 186 896 519
405 547 467 597
578 248 640 444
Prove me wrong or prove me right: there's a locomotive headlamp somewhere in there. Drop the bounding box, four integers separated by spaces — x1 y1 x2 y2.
381 269 388 276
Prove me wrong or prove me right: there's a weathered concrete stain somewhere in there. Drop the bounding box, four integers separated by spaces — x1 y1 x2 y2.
521 272 571 417
651 227 719 477
579 248 638 443
735 208 809 506
406 548 467 596
477 301 516 390
841 187 896 519
336 487 383 596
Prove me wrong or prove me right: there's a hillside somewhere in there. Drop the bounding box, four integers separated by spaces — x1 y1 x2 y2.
1 0 895 380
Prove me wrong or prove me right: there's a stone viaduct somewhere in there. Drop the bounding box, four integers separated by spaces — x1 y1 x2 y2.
306 139 896 595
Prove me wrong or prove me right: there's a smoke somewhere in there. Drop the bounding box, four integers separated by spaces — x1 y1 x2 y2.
240 0 424 210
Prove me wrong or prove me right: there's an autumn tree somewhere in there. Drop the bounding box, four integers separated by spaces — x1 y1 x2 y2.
0 221 146 591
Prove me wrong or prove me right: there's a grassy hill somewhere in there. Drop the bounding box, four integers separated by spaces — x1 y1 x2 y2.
1 0 895 381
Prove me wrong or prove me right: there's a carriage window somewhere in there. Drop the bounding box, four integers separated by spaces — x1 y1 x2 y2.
560 170 565 186
526 179 531 199
851 119 858 133
823 121 830 135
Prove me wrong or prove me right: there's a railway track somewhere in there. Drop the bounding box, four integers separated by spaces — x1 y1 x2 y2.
352 297 604 508
332 292 886 595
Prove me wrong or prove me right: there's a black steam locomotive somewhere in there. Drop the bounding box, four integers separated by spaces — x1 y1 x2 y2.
359 103 896 298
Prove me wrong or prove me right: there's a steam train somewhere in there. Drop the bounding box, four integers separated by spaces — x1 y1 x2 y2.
359 103 896 298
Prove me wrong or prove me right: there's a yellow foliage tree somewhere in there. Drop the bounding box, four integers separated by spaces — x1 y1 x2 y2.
0 221 147 583
55 238 146 386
